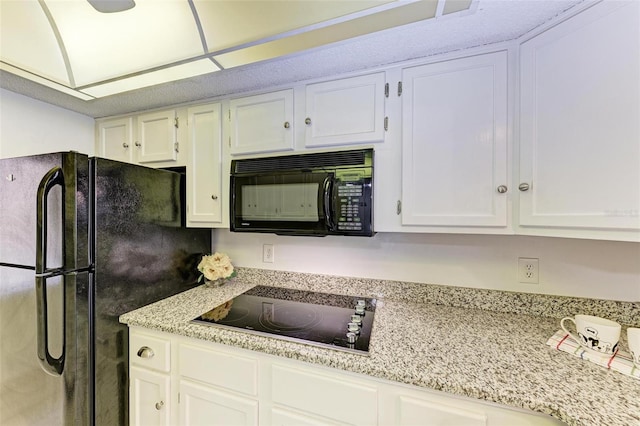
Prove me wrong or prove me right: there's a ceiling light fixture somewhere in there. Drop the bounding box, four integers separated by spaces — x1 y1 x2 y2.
87 0 136 14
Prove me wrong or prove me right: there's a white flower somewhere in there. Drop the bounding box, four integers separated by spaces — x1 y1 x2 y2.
197 252 235 282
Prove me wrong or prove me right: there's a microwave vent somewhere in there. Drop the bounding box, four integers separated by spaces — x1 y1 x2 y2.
232 149 372 174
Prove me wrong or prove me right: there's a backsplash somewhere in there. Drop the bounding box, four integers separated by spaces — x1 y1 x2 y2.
236 267 640 326
214 230 640 302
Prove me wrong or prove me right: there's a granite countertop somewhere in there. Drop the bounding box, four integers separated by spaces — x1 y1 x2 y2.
120 268 640 426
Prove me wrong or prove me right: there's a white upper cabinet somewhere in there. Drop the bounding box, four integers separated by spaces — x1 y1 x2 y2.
96 117 133 163
518 0 640 239
136 109 179 164
401 51 509 228
304 72 386 148
186 103 223 227
229 89 294 155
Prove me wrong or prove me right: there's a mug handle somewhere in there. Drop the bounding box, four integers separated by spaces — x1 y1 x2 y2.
560 317 581 343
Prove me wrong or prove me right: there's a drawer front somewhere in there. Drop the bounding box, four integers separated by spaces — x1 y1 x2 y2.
178 343 258 396
271 364 377 425
130 332 170 372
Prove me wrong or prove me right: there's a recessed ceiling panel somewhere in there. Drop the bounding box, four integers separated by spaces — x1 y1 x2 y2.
0 0 70 85
443 0 473 15
195 0 399 52
45 0 205 86
82 59 219 98
214 0 438 69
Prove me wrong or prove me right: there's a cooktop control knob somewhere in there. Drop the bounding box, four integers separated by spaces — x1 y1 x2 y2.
346 332 357 344
355 304 365 315
347 322 361 334
350 314 362 325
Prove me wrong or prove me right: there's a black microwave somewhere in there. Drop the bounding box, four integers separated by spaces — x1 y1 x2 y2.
230 149 374 236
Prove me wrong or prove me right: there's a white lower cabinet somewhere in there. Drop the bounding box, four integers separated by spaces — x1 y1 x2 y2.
179 380 258 426
268 364 378 425
129 330 172 426
130 367 171 426
378 383 564 426
128 328 564 426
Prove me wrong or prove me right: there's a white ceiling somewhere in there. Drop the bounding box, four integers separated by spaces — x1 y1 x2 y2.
0 0 585 118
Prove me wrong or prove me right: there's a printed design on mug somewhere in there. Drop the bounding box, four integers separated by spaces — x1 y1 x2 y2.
579 326 618 354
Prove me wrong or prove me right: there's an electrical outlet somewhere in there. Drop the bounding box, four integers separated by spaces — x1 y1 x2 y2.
518 258 539 284
263 244 274 263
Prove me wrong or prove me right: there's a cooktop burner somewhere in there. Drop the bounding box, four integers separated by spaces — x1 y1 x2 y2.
192 286 377 355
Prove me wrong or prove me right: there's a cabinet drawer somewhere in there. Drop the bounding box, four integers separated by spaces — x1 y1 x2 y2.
129 332 170 373
179 343 258 396
271 364 377 425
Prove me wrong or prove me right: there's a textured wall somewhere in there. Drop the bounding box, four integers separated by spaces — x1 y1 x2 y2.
0 88 94 159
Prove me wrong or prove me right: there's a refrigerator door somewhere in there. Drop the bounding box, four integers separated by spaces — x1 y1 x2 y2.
91 158 210 426
0 152 90 425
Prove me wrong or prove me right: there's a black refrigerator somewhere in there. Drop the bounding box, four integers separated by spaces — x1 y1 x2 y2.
0 152 211 425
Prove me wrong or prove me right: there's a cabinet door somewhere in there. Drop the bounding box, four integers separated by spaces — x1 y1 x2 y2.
304 73 386 147
268 407 344 426
186 104 223 226
401 51 509 227
179 380 258 426
136 110 178 163
379 387 564 426
97 117 133 163
270 364 377 426
229 89 294 155
130 366 170 426
519 1 640 233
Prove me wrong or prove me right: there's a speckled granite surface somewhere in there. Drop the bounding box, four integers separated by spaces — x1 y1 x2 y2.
120 268 640 426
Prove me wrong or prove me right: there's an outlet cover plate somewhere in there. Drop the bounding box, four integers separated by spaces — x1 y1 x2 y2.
263 244 274 263
518 257 539 284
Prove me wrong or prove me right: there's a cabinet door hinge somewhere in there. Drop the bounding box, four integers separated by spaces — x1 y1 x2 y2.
396 200 402 215
178 392 181 404
397 81 403 97
228 109 231 121
174 142 179 153
228 136 231 147
384 83 389 98
174 117 179 128
384 116 389 131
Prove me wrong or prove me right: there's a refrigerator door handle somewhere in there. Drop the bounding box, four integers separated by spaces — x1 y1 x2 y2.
35 166 65 376
36 166 64 277
36 275 65 375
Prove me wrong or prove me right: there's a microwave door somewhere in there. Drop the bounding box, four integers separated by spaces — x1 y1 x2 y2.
232 173 331 235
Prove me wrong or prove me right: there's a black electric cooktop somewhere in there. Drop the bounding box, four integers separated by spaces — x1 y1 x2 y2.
192 286 377 355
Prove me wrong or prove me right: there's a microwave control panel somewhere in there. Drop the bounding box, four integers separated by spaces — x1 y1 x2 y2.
335 179 372 235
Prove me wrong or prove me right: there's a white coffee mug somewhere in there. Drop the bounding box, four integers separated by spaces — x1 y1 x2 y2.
560 315 621 356
627 328 640 368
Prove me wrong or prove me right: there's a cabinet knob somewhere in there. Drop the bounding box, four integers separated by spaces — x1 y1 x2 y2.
136 346 154 359
518 183 530 192
122 142 129 148
155 401 164 410
283 121 290 129
211 195 218 200
135 141 142 148
305 117 312 125
496 185 508 194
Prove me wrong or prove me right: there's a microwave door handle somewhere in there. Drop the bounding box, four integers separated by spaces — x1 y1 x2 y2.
323 176 335 231
36 166 66 376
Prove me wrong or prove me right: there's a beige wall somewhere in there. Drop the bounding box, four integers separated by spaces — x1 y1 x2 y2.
0 89 94 159
214 230 640 302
